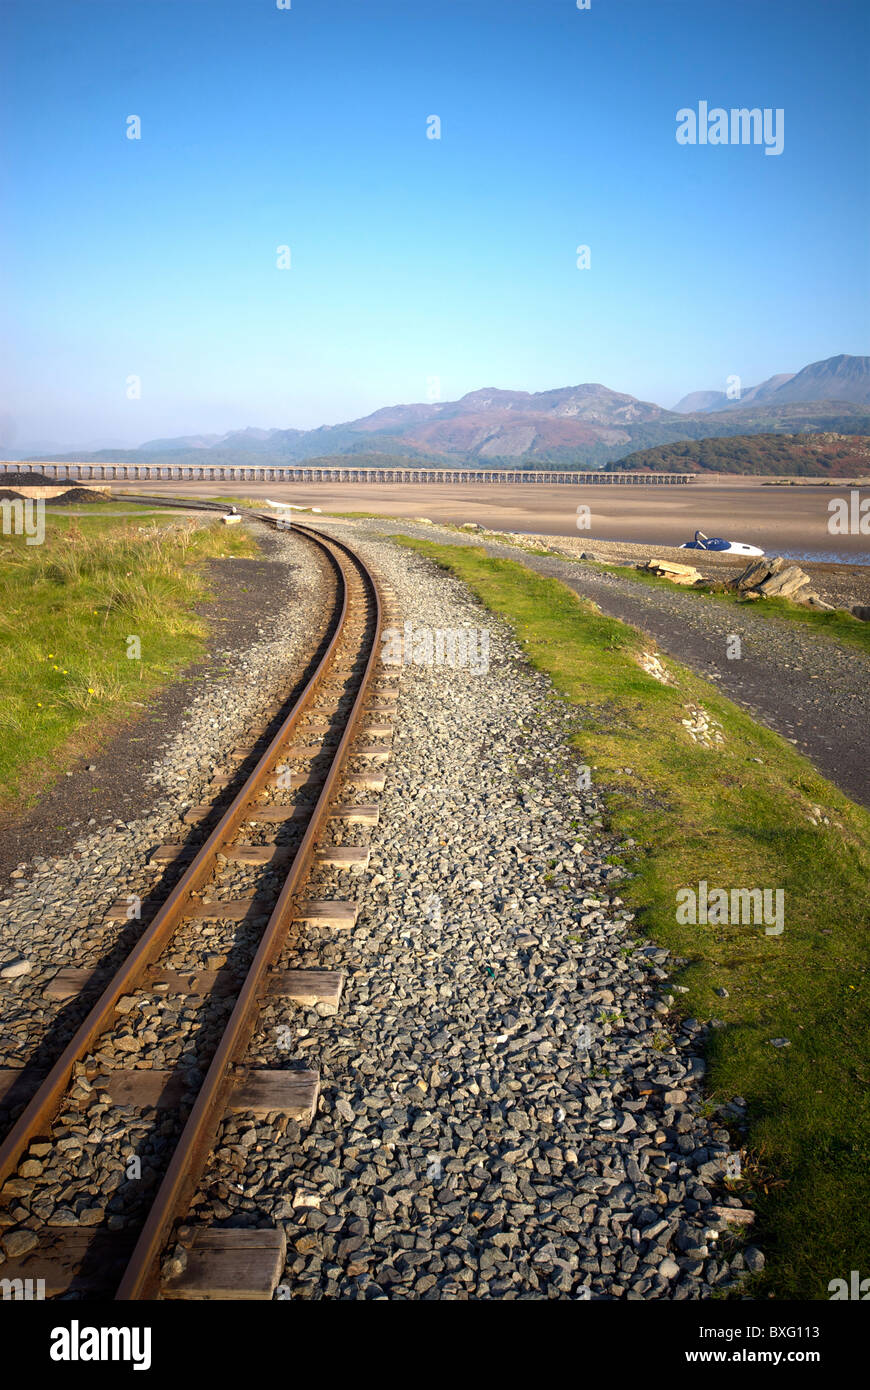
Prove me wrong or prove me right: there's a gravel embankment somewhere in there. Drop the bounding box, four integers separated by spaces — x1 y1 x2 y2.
180 523 759 1301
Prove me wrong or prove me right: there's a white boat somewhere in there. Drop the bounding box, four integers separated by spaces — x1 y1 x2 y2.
264 500 321 513
680 530 764 556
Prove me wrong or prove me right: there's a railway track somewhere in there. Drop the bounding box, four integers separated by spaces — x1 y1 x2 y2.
0 517 400 1300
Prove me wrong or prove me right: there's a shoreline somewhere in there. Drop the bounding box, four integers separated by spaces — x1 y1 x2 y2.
105 476 870 567
456 528 870 612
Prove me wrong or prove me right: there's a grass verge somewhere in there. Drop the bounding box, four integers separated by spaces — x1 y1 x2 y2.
395 535 870 1300
0 514 256 809
569 557 870 658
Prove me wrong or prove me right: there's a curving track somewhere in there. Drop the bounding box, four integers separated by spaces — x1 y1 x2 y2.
0 516 400 1299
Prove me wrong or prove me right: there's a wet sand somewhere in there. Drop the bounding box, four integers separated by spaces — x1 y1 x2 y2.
122 477 870 565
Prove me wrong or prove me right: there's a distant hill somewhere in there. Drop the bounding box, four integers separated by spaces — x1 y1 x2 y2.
672 373 796 413
760 354 870 405
672 355 870 414
611 433 870 477
672 389 734 414
28 354 870 471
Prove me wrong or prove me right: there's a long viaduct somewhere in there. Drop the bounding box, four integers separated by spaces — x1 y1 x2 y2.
0 461 695 485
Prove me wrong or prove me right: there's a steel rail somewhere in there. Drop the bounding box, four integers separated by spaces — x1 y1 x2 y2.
116 522 383 1297
0 523 346 1189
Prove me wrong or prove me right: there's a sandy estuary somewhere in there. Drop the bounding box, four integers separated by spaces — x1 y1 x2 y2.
122 476 870 567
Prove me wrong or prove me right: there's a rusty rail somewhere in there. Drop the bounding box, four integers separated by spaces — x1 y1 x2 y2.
0 517 384 1300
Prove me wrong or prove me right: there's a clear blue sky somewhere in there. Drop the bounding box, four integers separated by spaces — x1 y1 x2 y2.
1 0 868 450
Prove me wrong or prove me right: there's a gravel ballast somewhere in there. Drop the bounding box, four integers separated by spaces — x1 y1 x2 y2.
185 523 756 1301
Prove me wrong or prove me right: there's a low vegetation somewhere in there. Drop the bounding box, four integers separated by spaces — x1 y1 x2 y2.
612 432 870 476
0 511 256 809
396 536 870 1299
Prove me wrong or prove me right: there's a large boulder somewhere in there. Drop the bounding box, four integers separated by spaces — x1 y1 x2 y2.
758 565 812 599
732 555 814 602
732 556 785 591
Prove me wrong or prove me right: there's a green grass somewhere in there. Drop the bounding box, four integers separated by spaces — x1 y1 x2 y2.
0 499 198 520
38 502 207 525
395 535 870 1300
0 514 256 808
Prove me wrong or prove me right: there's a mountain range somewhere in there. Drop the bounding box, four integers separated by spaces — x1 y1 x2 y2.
21 353 870 472
671 355 870 414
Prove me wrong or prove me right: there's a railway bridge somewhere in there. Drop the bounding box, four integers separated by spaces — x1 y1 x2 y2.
0 461 696 485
